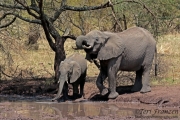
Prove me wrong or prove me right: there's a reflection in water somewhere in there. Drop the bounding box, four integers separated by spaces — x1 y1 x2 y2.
0 95 179 119
0 101 136 119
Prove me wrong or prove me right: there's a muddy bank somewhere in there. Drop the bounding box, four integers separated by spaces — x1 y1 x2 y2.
0 78 180 107
0 77 180 119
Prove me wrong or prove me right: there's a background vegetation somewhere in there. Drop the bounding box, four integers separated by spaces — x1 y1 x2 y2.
0 0 180 85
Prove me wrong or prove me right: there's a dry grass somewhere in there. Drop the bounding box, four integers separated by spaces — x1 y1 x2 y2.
0 37 99 80
0 33 180 85
0 37 54 79
152 34 180 85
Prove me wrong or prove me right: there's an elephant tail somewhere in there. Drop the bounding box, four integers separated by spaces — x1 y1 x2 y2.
154 46 157 76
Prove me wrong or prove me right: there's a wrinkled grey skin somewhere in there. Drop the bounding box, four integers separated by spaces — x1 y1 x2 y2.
76 27 157 99
52 53 87 101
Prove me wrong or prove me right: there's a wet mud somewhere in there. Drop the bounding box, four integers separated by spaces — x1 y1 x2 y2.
0 78 180 119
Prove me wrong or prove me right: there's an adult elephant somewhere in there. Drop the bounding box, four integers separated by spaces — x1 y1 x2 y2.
76 27 157 99
52 53 87 101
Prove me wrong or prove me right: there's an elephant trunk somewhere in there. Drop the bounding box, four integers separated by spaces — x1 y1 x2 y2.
52 77 66 101
76 35 93 50
82 40 93 49
76 35 84 49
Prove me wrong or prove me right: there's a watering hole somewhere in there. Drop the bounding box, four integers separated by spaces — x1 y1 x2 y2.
0 79 180 119
0 95 179 120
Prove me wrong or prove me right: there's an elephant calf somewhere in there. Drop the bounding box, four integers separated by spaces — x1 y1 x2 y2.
52 53 87 102
76 27 157 99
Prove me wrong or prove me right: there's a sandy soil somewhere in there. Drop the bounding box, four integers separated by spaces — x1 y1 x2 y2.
0 77 180 119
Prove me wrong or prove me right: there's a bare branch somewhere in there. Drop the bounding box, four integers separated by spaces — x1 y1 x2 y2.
78 12 86 34
62 28 76 40
0 2 39 12
38 0 56 51
1 70 13 78
108 0 123 31
0 12 11 21
0 12 16 28
15 0 40 19
49 0 66 23
3 12 41 24
0 17 16 28
0 1 41 25
63 1 111 11
0 2 25 10
50 0 111 23
114 0 156 18
62 35 76 40
67 13 85 35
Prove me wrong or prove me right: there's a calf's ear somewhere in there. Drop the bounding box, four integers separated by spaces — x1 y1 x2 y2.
69 61 81 83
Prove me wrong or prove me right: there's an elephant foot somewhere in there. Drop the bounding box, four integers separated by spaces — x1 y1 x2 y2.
108 92 119 99
101 88 109 96
140 86 151 93
51 99 57 102
51 96 60 102
52 97 66 102
131 85 142 92
75 97 87 102
73 93 82 99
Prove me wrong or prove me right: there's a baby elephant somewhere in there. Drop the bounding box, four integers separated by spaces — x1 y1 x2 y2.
52 53 87 102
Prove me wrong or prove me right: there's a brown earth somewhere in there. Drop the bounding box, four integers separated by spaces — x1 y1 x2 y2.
0 77 180 119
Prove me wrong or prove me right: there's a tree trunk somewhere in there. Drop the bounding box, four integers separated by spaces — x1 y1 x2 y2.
54 37 66 83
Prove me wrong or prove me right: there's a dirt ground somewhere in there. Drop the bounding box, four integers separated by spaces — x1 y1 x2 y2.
0 77 180 119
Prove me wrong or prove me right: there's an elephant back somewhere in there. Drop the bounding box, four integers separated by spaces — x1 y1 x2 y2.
66 53 87 73
117 27 156 45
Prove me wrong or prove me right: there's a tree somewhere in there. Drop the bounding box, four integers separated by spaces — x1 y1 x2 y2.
0 0 115 83
1 0 179 82
113 0 180 34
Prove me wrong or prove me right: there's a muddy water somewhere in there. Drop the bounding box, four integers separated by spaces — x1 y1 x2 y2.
0 95 179 120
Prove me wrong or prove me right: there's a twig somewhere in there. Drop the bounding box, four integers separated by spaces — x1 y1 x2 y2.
108 0 123 31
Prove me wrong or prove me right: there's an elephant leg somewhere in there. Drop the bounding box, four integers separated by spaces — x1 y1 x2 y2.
107 59 119 99
62 82 69 101
108 71 119 99
72 83 79 97
96 70 108 96
131 68 143 92
140 50 154 93
140 66 151 93
80 78 85 98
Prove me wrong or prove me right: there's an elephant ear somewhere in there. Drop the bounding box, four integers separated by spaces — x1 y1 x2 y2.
97 36 125 60
69 61 81 83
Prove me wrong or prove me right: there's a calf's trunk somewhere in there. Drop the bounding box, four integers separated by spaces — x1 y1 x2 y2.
52 78 66 101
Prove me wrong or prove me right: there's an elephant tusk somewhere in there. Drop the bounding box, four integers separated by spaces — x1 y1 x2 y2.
82 45 92 49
